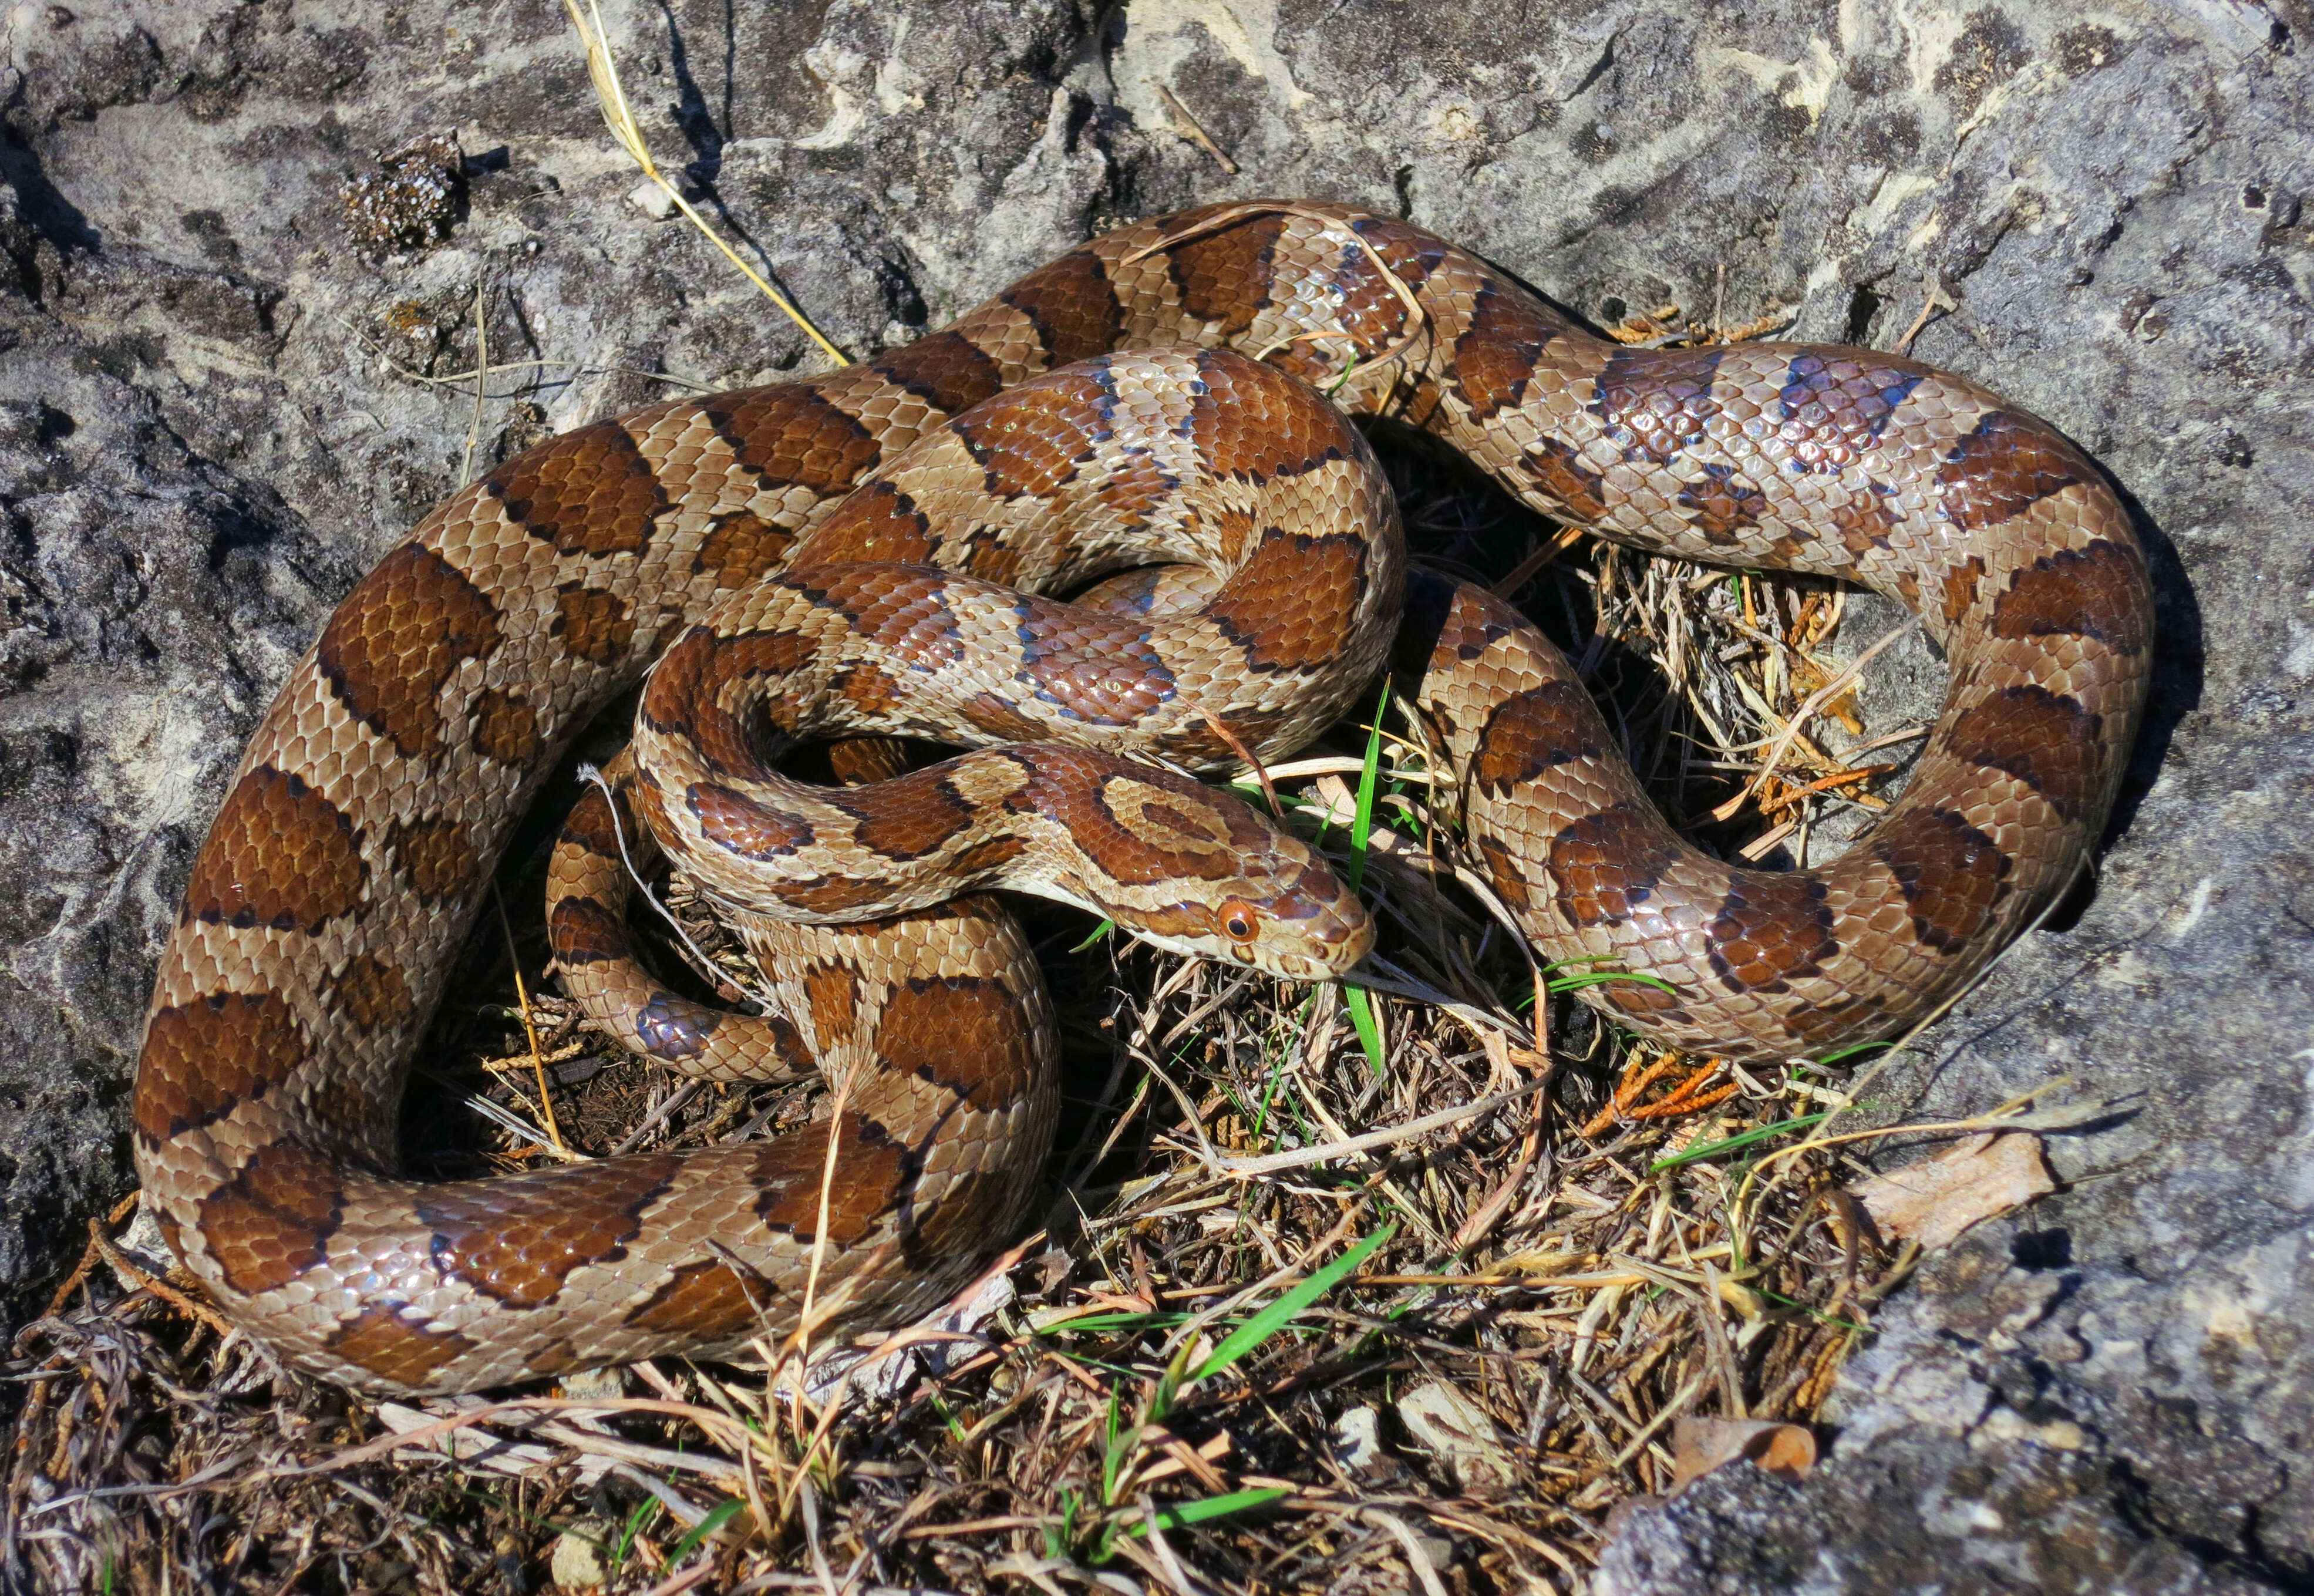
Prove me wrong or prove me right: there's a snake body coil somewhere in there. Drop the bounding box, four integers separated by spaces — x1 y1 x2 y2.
133 203 2152 1393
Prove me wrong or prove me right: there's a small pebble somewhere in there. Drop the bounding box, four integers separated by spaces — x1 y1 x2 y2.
549 1521 612 1590
629 179 678 221
1331 1405 1385 1471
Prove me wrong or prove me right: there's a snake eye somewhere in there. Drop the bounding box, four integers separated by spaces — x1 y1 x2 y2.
1220 900 1259 942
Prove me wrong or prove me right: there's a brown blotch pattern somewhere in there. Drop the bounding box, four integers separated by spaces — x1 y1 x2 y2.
1086 443 1187 536
1546 802 1682 928
910 1167 1016 1259
827 772 976 861
196 1142 345 1295
753 1113 911 1245
960 691 1051 742
481 420 666 555
800 482 938 565
877 975 1038 1112
799 567 963 666
1190 350 1351 481
1207 529 1367 672
1151 705 1290 769
135 991 308 1144
469 687 540 765
523 1338 584 1376
316 542 503 757
1396 571 1511 679
824 736 914 786
1453 282 1562 421
324 1305 479 1385
804 960 860 1050
624 1257 769 1341
186 766 366 934
330 953 413 1033
549 895 631 967
1168 210 1287 336
1827 484 1903 558
1001 248 1126 366
1332 218 1450 346
418 1155 682 1308
641 624 815 771
1591 348 1726 470
387 816 476 904
1473 681 1605 795
1018 607 1174 725
954 366 1111 500
1944 685 2103 822
1347 216 1451 287
1936 410 2091 531
833 661 905 717
554 583 637 666
693 511 798 588
1524 436 1609 521
1705 873 1838 994
1476 833 1533 911
949 834 1029 876
1776 351 1925 465
1872 806 2014 954
688 783 814 860
1989 540 2149 655
1678 463 1768 545
557 785 631 860
765 872 897 915
872 329 1007 416
699 386 881 495
1005 750 1267 884
1940 555 1989 628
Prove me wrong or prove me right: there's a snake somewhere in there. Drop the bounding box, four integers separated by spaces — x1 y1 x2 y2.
130 201 2153 1395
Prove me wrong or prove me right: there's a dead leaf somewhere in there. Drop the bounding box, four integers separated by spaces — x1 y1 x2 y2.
1850 1132 2055 1252
1669 1416 1818 1494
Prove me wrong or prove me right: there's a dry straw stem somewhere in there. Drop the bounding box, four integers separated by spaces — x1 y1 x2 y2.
561 0 847 368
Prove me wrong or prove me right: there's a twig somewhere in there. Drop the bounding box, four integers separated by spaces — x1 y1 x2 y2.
92 1225 237 1341
1895 274 1957 355
44 1193 142 1314
1490 526 1589 598
1714 618 1912 817
491 883 564 1153
1193 1080 1549 1176
1151 83 1238 173
460 276 488 485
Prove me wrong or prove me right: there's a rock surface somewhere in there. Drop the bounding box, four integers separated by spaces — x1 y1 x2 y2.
2 1 2308 1588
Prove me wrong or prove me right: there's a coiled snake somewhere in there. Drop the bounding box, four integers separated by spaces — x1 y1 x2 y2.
132 201 2153 1394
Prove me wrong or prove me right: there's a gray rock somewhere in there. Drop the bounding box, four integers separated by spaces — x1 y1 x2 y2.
2 2 2308 1587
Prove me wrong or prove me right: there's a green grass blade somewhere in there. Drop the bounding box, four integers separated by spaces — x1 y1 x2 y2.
1124 1487 1292 1537
1343 982 1386 1077
1814 1038 1895 1065
1648 1110 1830 1173
1253 989 1319 1143
1069 918 1116 954
1190 1223 1396 1384
669 1498 746 1565
1346 681 1392 894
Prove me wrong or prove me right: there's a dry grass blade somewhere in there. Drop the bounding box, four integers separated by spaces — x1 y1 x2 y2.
560 0 847 368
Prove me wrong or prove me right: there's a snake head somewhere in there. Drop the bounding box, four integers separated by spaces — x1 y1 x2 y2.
1013 750 1373 979
1184 843 1376 980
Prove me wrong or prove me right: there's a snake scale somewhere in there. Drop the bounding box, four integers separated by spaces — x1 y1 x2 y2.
132 201 2153 1394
